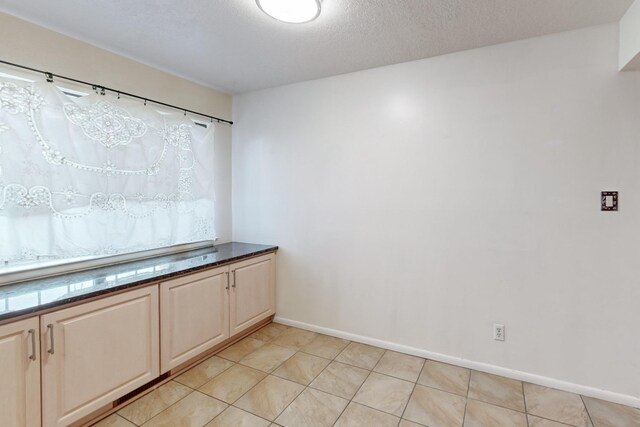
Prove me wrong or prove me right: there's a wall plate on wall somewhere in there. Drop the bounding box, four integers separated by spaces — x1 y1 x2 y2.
601 191 618 211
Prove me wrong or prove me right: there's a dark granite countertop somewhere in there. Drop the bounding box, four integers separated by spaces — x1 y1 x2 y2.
0 242 277 323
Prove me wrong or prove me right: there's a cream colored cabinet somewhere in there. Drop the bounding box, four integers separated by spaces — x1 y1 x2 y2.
0 251 275 426
0 317 41 427
160 266 230 373
41 286 159 427
230 253 276 335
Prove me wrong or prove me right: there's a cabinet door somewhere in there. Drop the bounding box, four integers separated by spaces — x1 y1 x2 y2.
160 266 230 373
0 317 41 427
230 253 276 335
41 286 159 427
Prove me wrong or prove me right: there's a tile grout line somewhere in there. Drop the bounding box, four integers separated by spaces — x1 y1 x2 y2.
522 381 530 427
397 356 425 425
206 327 290 426
227 369 278 416
329 342 381 427
195 390 230 427
275 323 640 420
304 341 348 391
332 369 374 427
115 414 136 426
399 382 417 426
267 337 330 425
137 389 223 427
463 371 531 416
525 413 577 427
279 323 639 423
331 345 409 423
370 349 388 373
461 365 473 426
209 328 298 424
154 363 479 426
331 341 384 371
198 361 274 425
270 380 307 425
372 350 427 384
229 334 346 425
113 326 368 426
580 394 597 427
115 323 629 427
126 381 199 426
289 342 351 427
216 337 270 363
223 404 275 425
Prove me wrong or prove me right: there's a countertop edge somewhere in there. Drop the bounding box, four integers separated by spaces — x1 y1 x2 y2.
0 244 278 324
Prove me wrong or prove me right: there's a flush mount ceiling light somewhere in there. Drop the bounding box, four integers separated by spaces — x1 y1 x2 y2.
256 0 321 24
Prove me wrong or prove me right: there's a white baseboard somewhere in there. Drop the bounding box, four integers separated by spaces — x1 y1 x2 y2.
274 316 640 409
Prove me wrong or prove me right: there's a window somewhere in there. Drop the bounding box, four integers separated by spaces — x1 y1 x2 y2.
0 72 217 283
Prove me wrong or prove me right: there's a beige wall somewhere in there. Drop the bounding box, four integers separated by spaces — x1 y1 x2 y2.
0 12 233 243
0 12 231 118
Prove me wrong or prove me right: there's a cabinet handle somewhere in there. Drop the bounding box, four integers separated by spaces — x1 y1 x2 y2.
232 270 236 289
28 329 36 361
225 272 229 291
47 324 55 355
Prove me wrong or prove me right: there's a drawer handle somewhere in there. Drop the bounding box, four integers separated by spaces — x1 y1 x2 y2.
47 324 55 355
232 270 236 289
28 329 36 361
225 272 229 291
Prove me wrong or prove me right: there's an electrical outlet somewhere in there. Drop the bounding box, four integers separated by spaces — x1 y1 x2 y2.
494 324 505 341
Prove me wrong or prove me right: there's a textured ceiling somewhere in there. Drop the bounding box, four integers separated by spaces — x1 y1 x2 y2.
0 0 633 94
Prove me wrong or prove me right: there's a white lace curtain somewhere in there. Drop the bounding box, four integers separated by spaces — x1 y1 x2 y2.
0 76 216 264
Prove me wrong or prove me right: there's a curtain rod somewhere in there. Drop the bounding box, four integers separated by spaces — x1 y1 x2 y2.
0 59 233 125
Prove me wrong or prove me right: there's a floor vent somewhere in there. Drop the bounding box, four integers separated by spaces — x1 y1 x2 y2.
116 372 170 406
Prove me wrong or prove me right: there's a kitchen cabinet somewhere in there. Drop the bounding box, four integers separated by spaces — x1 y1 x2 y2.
160 266 230 373
230 253 276 336
0 248 275 427
0 317 41 427
41 286 159 427
160 254 276 372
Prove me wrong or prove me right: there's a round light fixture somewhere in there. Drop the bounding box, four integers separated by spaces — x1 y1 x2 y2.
256 0 321 24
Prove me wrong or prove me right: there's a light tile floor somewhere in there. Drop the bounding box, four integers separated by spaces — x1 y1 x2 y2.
93 323 640 427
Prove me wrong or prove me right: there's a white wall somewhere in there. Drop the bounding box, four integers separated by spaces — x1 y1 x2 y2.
0 12 233 242
620 0 640 70
233 23 640 404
